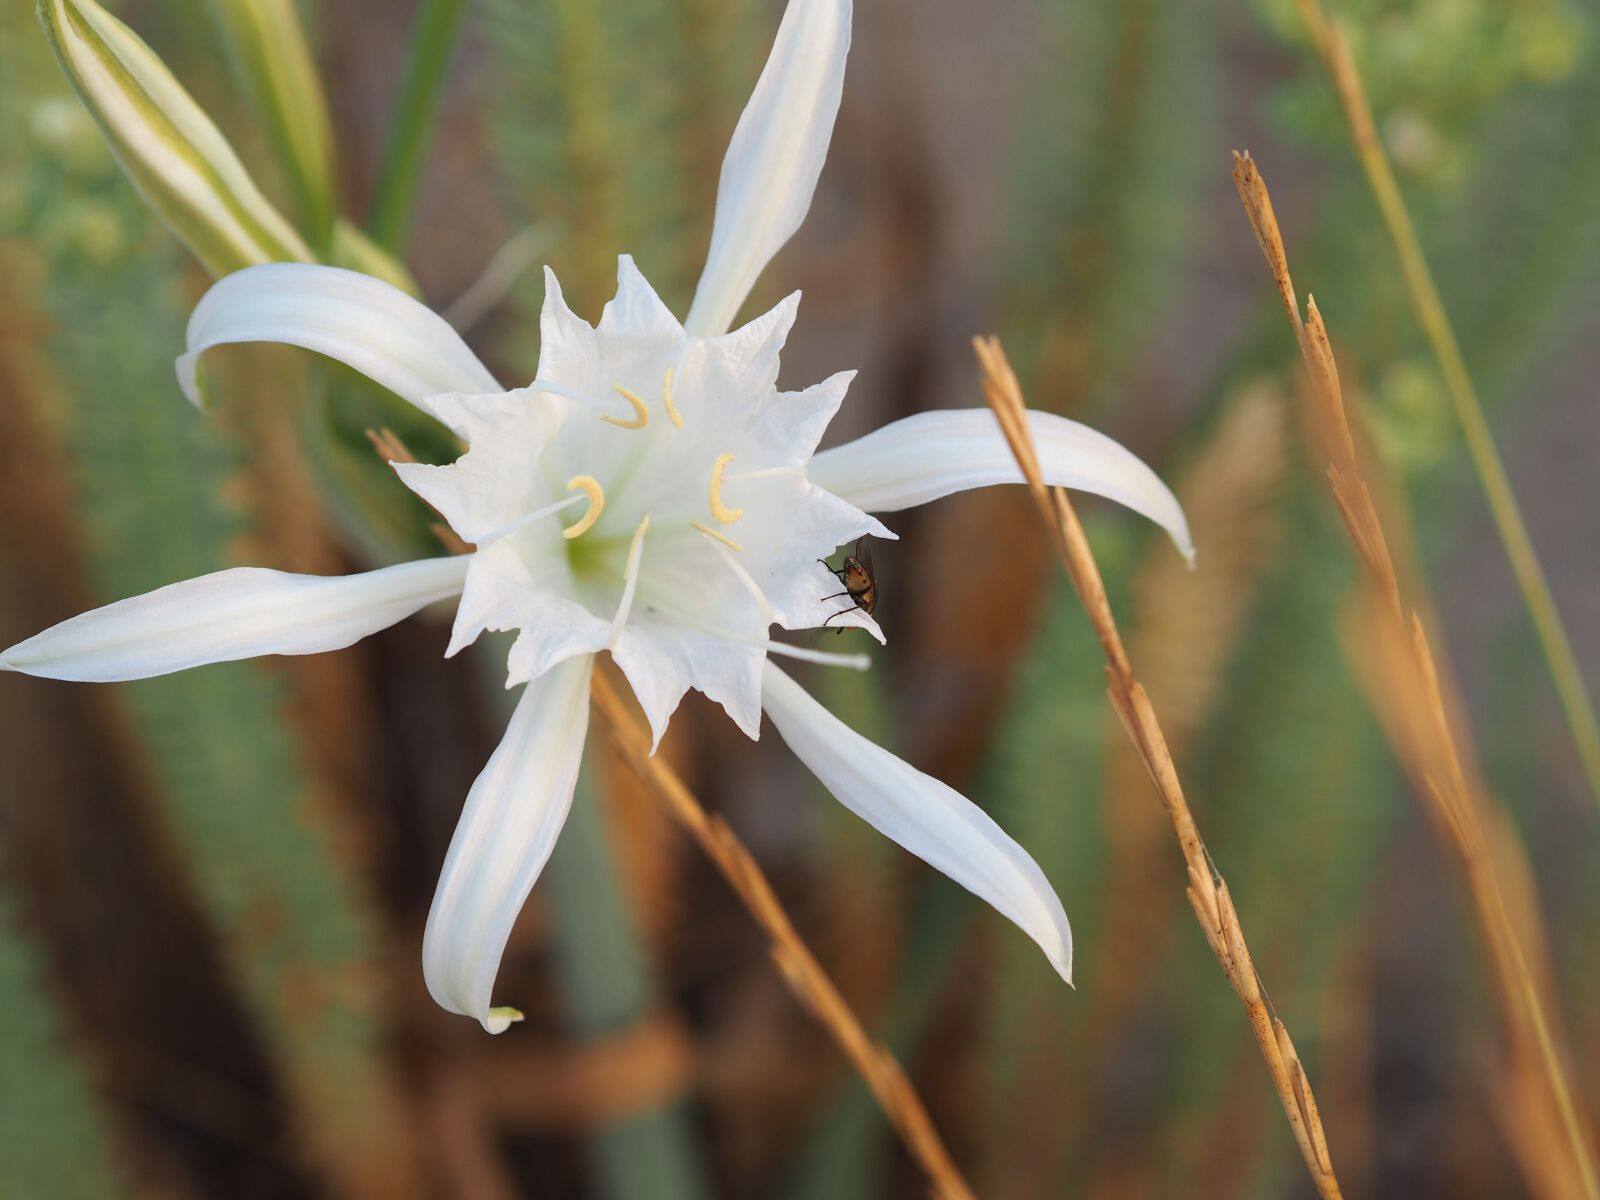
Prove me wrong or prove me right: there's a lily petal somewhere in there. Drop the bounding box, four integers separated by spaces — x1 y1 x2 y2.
760 662 1072 982
177 263 501 432
1 556 470 682
809 409 1195 563
685 0 851 337
423 655 593 1032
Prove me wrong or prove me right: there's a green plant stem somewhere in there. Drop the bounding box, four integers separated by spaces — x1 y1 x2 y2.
473 645 709 1200
369 0 471 254
545 769 710 1200
1310 10 1600 811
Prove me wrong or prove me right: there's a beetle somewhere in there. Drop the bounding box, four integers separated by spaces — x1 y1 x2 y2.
819 538 878 631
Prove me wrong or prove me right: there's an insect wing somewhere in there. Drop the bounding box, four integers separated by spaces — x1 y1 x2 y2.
847 538 878 614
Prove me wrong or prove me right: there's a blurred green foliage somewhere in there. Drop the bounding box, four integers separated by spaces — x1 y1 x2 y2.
2 0 1598 1196
0 9 405 1189
1255 0 1587 184
0 893 124 1200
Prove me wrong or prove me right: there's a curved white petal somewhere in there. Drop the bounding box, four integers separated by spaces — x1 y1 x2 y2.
0 557 470 682
423 655 593 1032
685 0 852 336
761 663 1072 982
177 263 501 432
809 409 1195 563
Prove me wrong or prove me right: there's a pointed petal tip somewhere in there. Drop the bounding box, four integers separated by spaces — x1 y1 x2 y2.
762 661 1076 989
1054 947 1075 988
482 1006 525 1035
866 515 898 542
174 352 205 409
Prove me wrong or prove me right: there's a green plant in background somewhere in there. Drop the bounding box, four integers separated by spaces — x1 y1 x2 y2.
1255 0 1585 185
1000 0 1220 418
4 0 1600 1193
9 3 721 1197
36 0 312 274
204 0 336 249
0 892 123 1200
482 0 713 324
1 10 422 1191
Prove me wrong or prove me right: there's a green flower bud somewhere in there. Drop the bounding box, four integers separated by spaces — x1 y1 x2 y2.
37 0 313 276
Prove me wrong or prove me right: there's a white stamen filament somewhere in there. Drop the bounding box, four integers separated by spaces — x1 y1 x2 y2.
690 520 743 551
696 529 777 623
605 514 652 646
758 640 872 670
658 608 870 672
477 492 585 546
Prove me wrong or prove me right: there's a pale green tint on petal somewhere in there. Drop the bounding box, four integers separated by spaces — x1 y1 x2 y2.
40 0 312 274
423 655 593 1031
809 408 1196 563
178 264 501 429
1 556 469 682
685 0 851 336
761 662 1073 983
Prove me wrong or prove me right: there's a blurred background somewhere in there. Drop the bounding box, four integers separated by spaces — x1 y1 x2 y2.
2 0 1598 1196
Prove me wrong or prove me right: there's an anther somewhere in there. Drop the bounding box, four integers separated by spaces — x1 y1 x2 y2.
691 520 743 552
600 385 650 430
662 367 684 429
562 475 605 539
708 453 743 524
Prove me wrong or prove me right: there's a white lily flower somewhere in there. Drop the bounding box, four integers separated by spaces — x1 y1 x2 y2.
5 0 1194 1031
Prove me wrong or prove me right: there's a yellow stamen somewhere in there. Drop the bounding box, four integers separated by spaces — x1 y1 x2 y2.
663 367 684 429
562 475 605 539
691 521 743 552
708 452 743 524
600 384 650 430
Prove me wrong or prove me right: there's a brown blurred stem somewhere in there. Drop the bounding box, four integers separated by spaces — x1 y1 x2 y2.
587 671 976 1200
1233 149 1599 1200
1292 0 1600 811
973 335 1344 1200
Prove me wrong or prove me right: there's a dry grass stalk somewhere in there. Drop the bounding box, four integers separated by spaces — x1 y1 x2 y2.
587 671 976 1200
1233 149 1600 1200
972 336 1343 1200
1291 0 1600 809
365 426 473 555
1094 387 1287 1008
